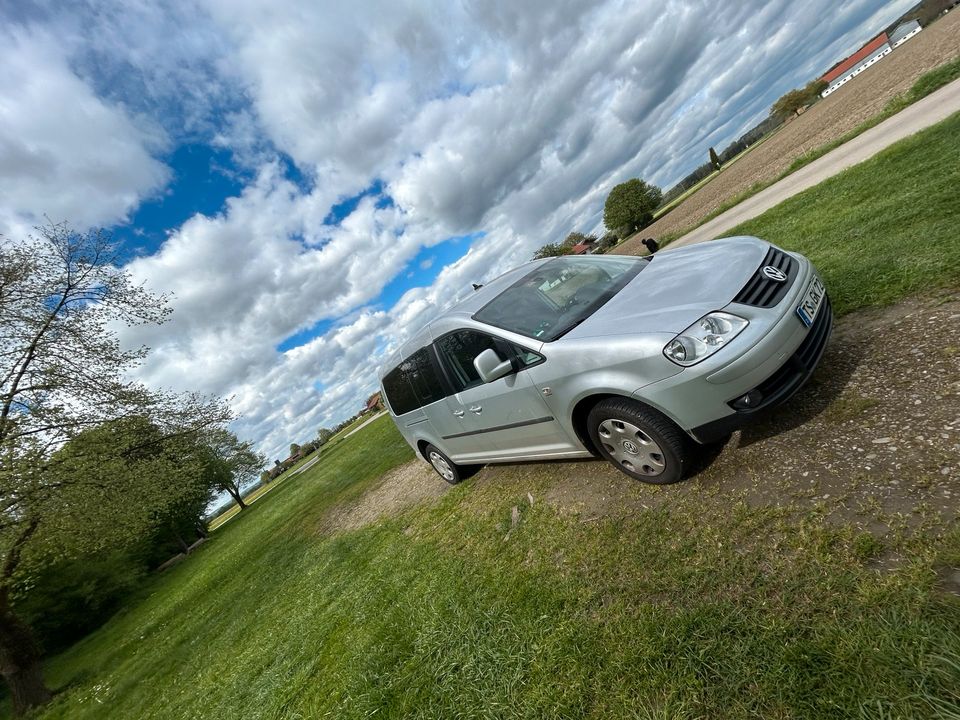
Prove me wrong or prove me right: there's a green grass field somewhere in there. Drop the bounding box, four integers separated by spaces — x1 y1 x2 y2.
23 111 960 720
208 415 382 531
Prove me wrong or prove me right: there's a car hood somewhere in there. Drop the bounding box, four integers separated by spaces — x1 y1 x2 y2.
563 237 769 339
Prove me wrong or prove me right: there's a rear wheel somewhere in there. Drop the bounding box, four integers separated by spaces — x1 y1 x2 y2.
587 399 690 484
425 444 465 485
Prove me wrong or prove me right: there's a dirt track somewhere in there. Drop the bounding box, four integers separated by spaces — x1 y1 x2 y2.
616 10 960 255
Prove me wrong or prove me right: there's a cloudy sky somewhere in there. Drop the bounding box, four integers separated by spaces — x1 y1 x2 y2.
1 0 914 461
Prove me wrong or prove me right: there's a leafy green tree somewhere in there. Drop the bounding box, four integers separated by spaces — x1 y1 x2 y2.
532 243 568 260
771 88 807 118
808 79 828 100
771 79 828 119
13 548 145 654
594 233 619 253
10 416 223 654
207 430 265 511
316 428 333 445
603 179 662 237
290 442 301 457
0 223 230 714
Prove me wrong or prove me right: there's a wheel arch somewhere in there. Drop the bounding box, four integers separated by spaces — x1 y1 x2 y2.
416 439 432 462
571 391 690 454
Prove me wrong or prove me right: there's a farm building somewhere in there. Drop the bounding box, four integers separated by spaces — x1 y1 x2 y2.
820 33 892 97
889 19 922 47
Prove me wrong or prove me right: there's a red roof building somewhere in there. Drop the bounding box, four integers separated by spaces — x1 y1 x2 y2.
820 33 890 85
569 243 592 255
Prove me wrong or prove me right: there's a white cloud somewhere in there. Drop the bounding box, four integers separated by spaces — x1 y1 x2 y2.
0 25 169 235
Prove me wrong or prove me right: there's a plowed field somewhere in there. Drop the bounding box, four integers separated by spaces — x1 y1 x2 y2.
617 10 960 254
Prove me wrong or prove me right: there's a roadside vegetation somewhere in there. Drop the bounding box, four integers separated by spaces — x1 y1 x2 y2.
0 226 246 714
18 110 960 719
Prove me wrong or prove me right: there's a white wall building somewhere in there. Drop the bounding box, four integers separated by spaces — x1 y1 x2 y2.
821 34 893 98
889 19 922 48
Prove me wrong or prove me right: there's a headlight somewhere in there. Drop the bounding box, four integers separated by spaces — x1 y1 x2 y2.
663 312 749 366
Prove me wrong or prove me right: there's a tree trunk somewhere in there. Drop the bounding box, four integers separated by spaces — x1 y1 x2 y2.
172 525 190 554
228 487 246 510
0 604 51 716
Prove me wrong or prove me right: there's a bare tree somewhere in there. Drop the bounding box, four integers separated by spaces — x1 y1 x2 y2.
0 223 230 714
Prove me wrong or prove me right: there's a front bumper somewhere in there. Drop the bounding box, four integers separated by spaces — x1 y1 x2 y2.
632 253 833 443
689 296 833 442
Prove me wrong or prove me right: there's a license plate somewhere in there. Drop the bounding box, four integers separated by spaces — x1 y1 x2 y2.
796 276 826 327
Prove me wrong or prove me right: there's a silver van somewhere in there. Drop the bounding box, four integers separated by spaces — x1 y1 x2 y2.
379 236 831 484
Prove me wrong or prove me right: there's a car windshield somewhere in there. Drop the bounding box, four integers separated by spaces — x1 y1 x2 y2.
472 255 647 342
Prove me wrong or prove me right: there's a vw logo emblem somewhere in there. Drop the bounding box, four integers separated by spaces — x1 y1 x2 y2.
761 265 787 282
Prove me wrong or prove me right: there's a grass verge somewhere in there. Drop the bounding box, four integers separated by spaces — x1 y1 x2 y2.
786 55 960 175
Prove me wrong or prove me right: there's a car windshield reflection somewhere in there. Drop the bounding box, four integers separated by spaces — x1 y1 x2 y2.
472 255 647 341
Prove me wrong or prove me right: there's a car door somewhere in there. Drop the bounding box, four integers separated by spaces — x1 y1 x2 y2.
401 345 493 463
433 329 578 460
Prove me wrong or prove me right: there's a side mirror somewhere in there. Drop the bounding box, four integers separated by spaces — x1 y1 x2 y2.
474 348 513 383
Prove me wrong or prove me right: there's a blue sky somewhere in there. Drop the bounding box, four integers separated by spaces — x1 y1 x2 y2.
116 144 249 257
0 0 917 461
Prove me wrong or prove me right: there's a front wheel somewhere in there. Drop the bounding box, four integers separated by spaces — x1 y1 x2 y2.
587 399 690 484
425 444 466 485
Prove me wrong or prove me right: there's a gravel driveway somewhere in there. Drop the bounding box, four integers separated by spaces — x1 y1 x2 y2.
533 292 960 541
329 292 960 548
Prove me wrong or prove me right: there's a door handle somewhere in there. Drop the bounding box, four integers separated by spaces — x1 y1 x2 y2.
469 405 482 414
453 410 465 418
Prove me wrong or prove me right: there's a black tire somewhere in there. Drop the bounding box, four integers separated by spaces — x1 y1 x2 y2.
586 398 690 484
424 443 467 485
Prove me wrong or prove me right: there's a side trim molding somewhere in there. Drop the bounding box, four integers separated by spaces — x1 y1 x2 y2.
441 415 554 440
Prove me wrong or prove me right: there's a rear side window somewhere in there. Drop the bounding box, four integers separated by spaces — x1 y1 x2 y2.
382 364 418 416
435 330 541 392
406 347 445 407
382 347 446 415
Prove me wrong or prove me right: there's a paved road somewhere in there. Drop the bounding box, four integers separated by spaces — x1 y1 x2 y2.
344 410 387 438
667 77 960 250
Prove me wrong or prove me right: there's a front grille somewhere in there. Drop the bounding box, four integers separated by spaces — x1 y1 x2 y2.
732 247 796 308
730 296 833 413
